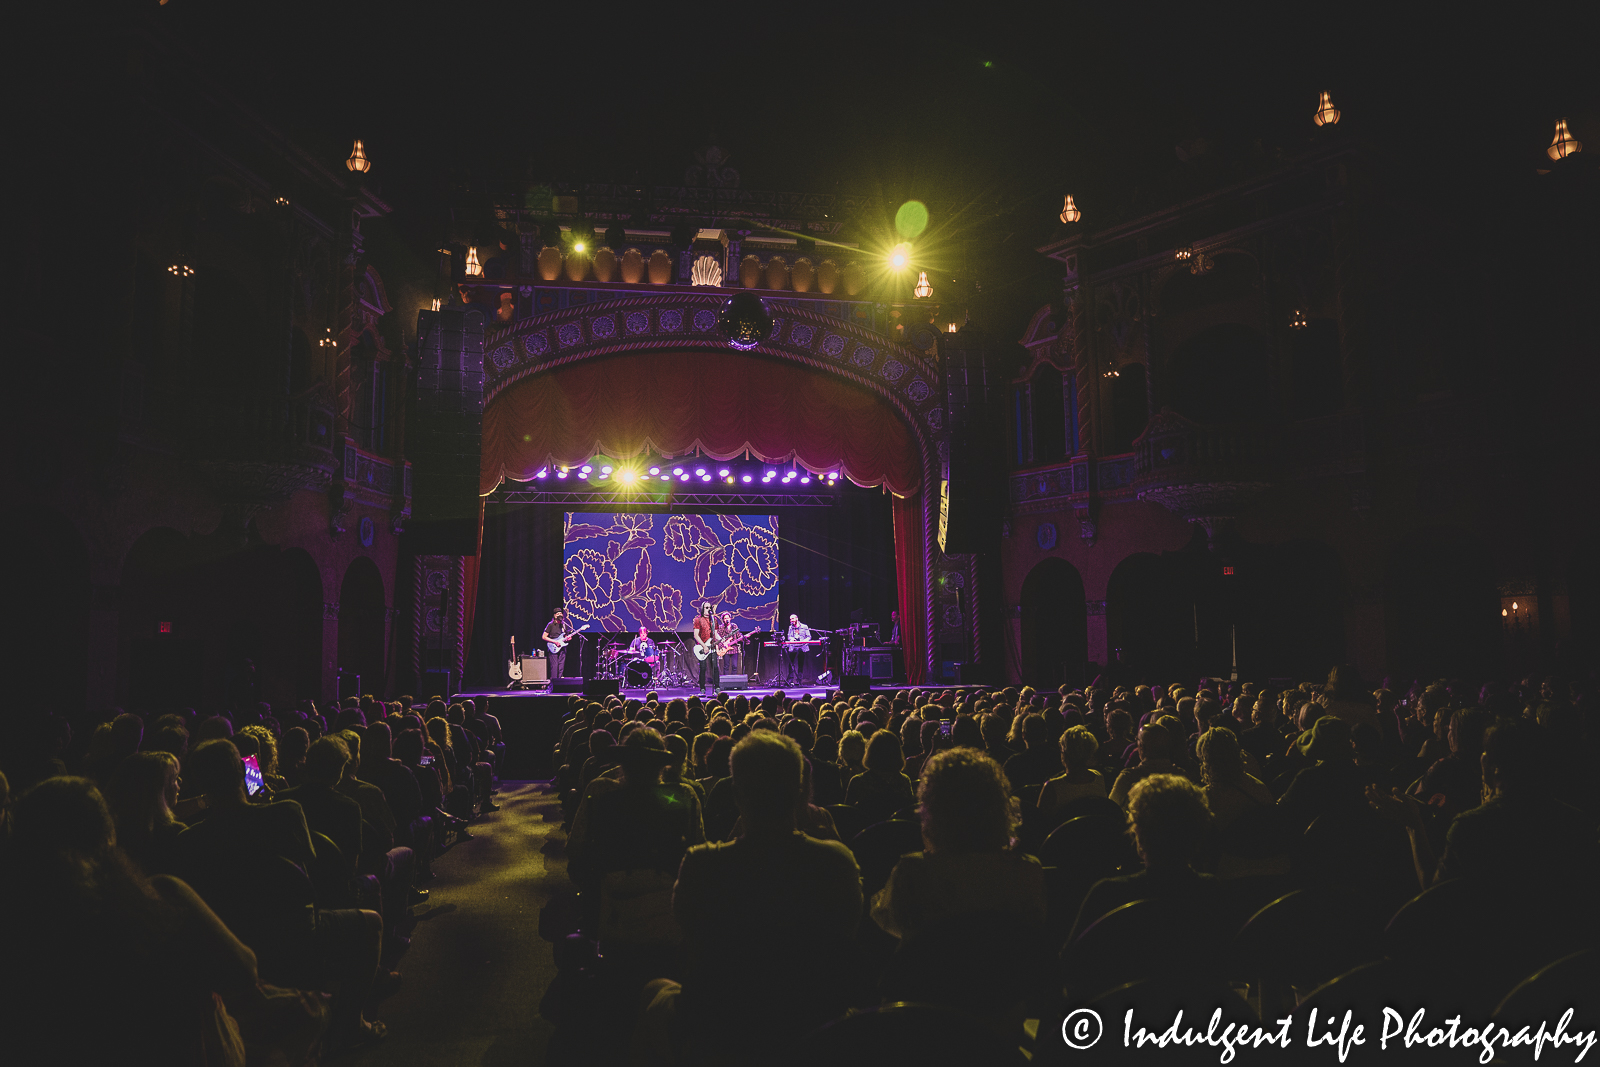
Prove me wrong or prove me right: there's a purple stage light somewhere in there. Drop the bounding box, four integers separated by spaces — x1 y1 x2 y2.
741 474 752 483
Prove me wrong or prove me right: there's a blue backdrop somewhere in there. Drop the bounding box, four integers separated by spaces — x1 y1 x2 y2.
562 512 780 632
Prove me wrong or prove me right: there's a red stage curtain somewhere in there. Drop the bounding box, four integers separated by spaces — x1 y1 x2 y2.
481 352 922 497
893 494 927 685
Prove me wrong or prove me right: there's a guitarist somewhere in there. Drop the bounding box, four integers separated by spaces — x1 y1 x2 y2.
542 609 573 680
692 600 719 695
716 611 743 676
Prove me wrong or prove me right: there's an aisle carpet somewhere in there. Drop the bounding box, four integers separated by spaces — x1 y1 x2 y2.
348 781 567 1066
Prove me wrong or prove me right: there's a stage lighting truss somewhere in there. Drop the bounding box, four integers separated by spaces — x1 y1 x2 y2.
499 456 845 506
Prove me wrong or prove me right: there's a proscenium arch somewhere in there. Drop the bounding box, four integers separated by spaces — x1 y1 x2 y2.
479 291 947 680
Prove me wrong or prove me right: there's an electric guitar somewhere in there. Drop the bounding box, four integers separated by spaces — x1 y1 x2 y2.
508 636 522 681
715 631 752 659
547 622 590 654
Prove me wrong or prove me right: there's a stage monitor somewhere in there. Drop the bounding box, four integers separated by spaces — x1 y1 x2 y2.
562 512 780 632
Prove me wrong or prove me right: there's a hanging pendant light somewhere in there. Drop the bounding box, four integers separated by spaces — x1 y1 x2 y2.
913 271 933 299
1059 195 1081 223
345 139 372 173
1547 118 1583 160
1312 91 1340 127
464 247 483 277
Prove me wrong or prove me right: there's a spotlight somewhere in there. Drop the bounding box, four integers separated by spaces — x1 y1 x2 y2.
741 474 753 483
718 468 730 477
695 467 706 477
580 464 592 474
574 242 586 253
700 474 712 482
648 466 660 475
537 469 549 479
557 470 569 479
620 471 636 483
673 467 684 476
680 473 690 481
889 243 911 269
726 476 735 484
801 476 812 484
600 465 612 474
577 471 589 480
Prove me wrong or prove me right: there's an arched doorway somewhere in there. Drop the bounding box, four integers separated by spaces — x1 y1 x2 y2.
1107 550 1201 683
1385 530 1500 682
1020 558 1087 690
259 549 323 704
338 556 386 699
1233 540 1346 680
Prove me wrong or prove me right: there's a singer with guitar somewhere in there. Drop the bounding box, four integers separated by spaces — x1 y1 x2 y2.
542 609 588 681
691 600 719 694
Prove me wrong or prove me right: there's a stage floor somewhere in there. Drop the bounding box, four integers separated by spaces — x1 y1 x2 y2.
456 682 989 703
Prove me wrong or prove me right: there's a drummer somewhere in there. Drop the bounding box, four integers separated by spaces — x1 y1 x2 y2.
628 625 658 664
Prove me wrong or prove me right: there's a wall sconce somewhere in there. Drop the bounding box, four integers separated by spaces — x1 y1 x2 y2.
1547 118 1583 160
464 247 483 277
346 139 371 173
1102 367 1121 378
946 323 959 333
274 197 289 207
1059 195 1081 223
1289 309 1309 330
1313 91 1340 127
167 264 194 277
431 298 442 311
1175 246 1194 261
318 327 337 348
913 271 933 299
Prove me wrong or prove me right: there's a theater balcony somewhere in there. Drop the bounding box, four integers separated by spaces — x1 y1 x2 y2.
1131 408 1282 543
189 389 342 510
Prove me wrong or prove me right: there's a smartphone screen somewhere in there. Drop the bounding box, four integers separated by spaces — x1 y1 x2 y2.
420 752 433 767
242 755 264 796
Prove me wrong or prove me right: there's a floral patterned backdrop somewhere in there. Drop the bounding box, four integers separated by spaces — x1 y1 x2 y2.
562 512 780 632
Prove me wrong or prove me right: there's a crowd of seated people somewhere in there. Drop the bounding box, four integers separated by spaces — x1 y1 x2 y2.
0 693 504 1065
546 670 1599 1065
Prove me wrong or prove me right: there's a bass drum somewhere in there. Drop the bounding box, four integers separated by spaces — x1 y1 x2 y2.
624 659 654 689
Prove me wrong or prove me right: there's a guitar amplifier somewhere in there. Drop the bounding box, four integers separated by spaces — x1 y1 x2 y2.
518 654 547 682
845 646 901 682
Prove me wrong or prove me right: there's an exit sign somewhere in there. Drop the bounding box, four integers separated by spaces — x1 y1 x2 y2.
158 622 172 633
1222 566 1235 576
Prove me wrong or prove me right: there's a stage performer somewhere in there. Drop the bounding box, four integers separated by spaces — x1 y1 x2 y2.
886 610 901 648
784 614 813 685
629 625 659 664
693 601 720 694
542 609 573 680
716 612 743 676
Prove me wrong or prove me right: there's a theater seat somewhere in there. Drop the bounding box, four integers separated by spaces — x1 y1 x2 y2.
850 819 924 899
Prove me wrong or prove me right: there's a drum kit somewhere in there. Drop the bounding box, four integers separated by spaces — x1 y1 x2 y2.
598 636 697 689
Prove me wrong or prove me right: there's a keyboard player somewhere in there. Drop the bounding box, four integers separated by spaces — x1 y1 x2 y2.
782 614 813 685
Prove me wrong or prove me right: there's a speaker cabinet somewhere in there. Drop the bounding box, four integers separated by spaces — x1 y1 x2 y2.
517 654 547 682
868 652 895 680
